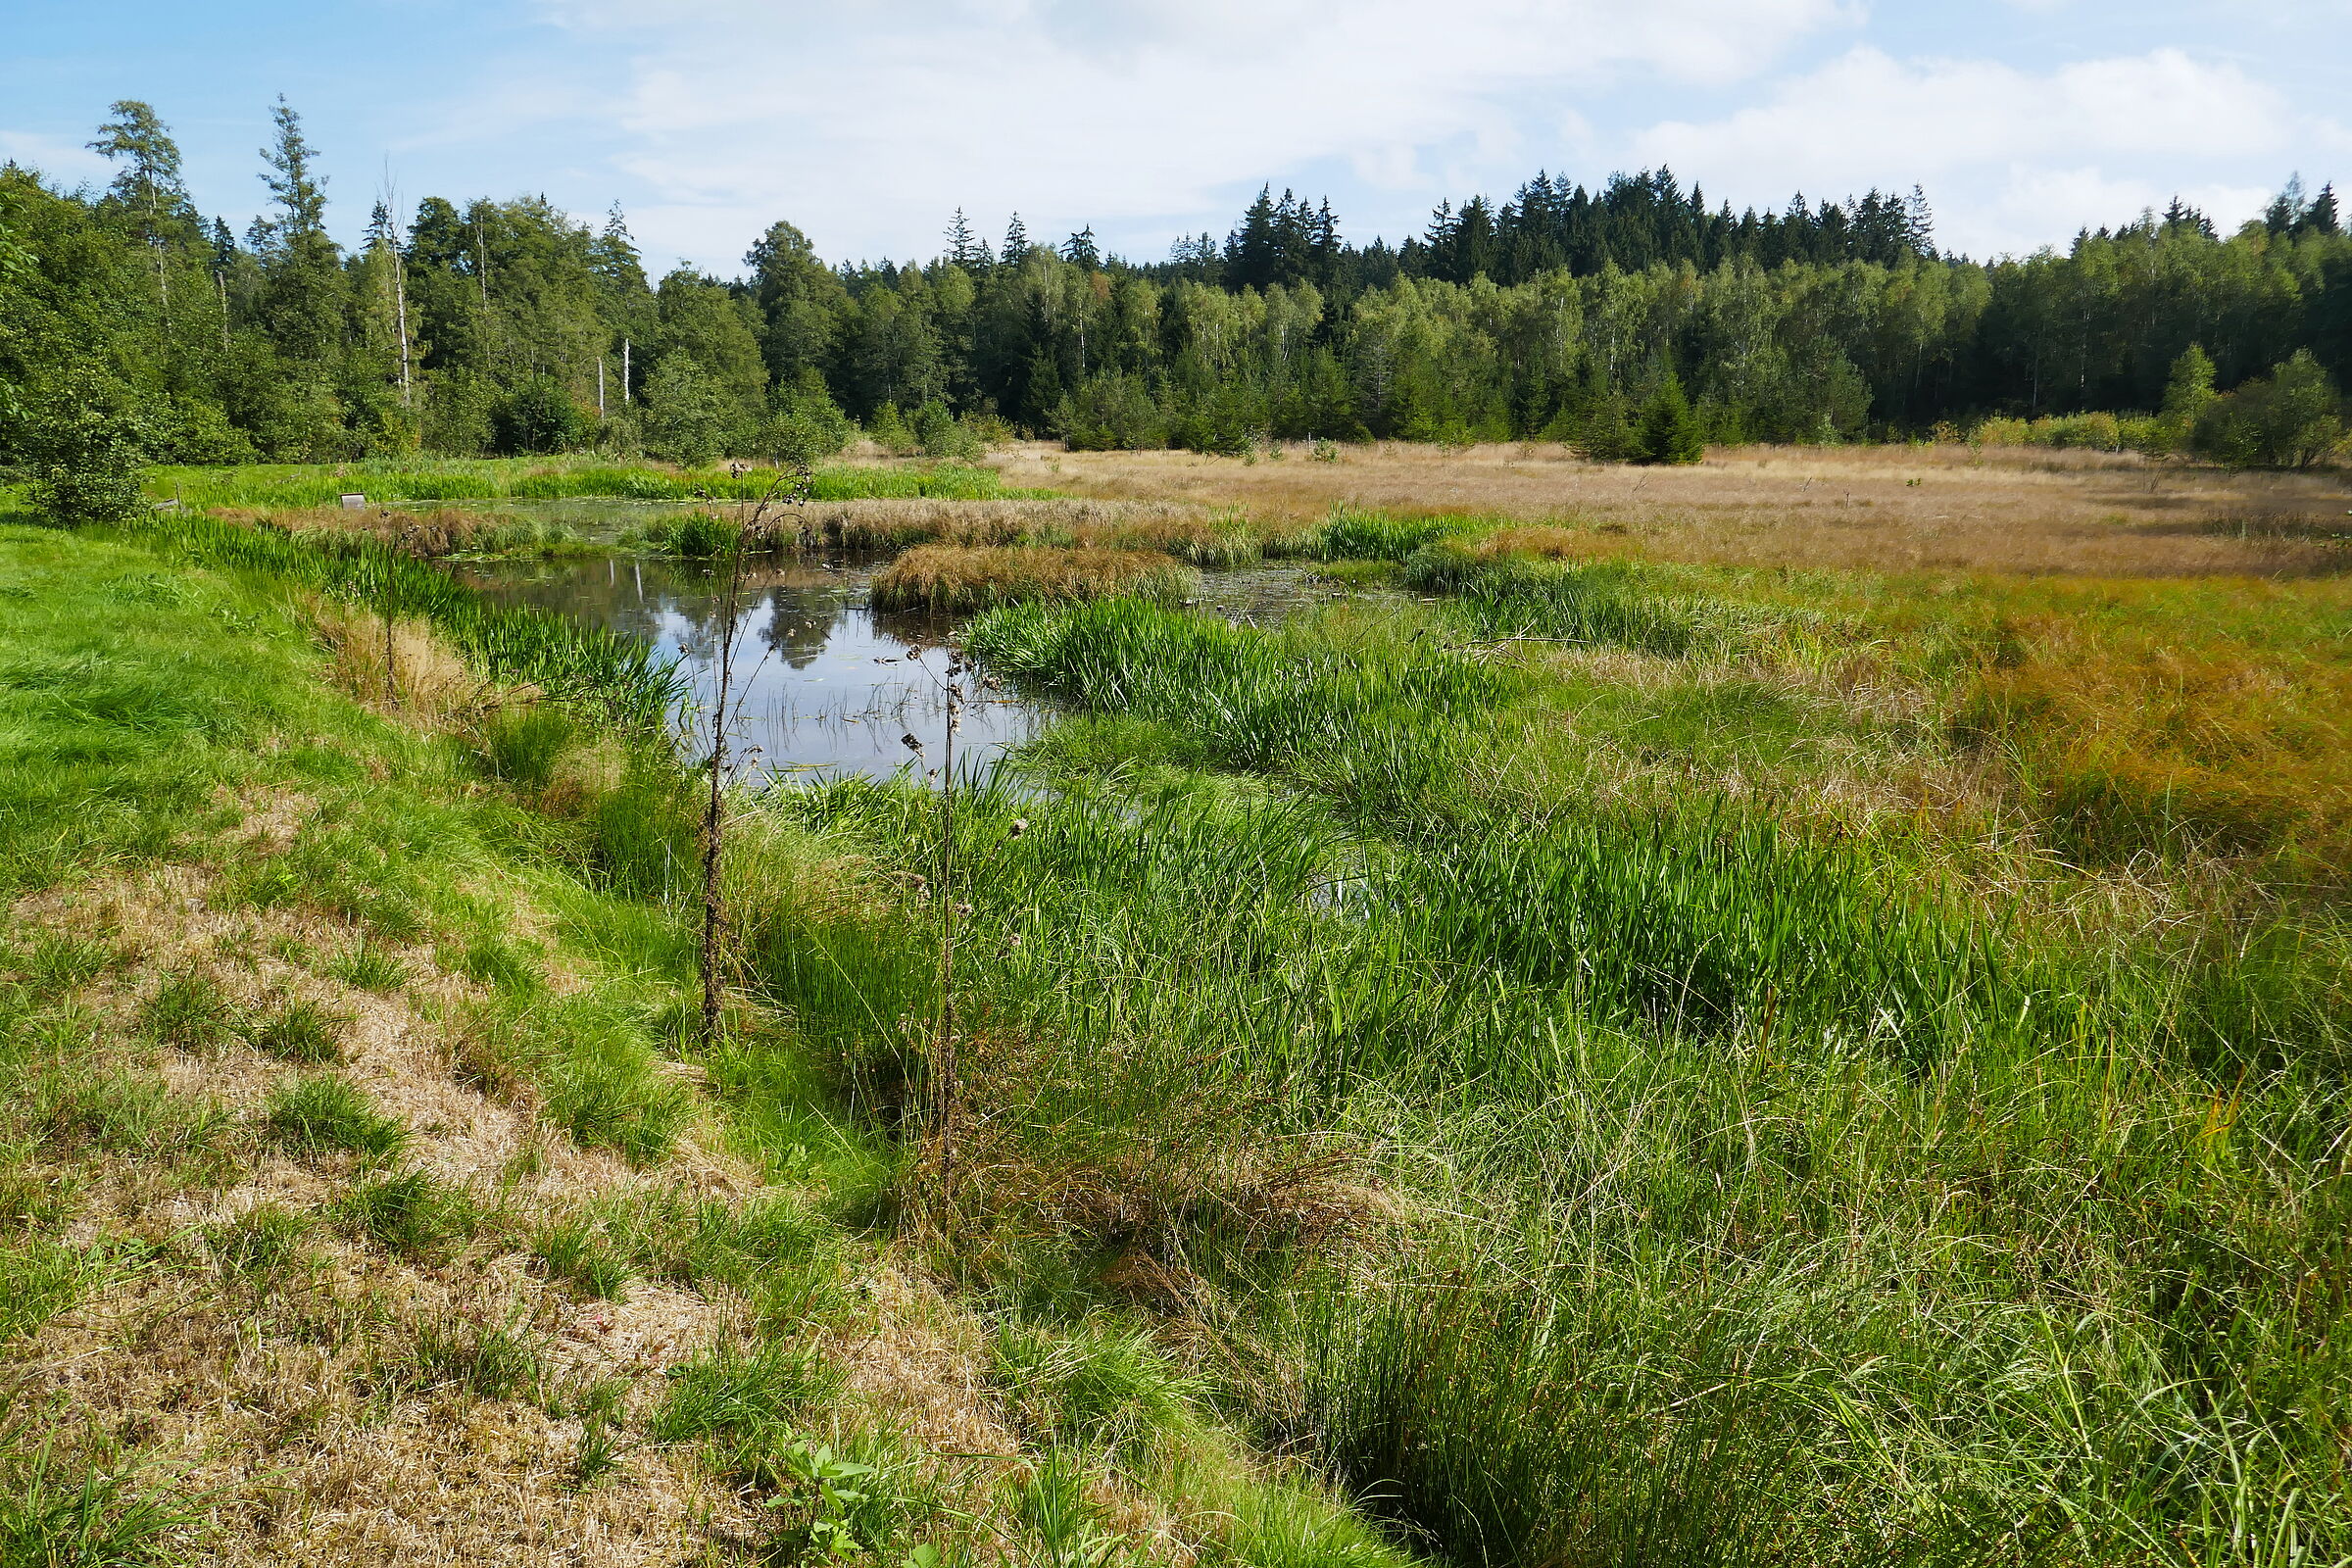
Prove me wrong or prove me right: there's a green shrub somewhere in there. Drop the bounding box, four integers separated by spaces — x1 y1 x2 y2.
475 704 580 791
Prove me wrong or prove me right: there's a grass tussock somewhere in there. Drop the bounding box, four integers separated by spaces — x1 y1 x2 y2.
870 545 1197 613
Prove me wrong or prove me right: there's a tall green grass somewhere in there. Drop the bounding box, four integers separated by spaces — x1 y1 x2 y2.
122 511 684 724
761 582 2352 1567
145 459 1040 510
1309 507 1477 562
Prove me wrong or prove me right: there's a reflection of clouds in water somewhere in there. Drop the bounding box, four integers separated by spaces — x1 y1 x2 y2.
449 555 1050 784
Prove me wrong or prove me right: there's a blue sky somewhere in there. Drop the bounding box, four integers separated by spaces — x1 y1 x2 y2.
4 1 2344 274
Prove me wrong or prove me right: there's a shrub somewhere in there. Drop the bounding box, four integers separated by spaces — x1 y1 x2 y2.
2193 351 2345 467
21 368 153 527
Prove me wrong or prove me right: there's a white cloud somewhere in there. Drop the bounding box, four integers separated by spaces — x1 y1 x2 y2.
1627 46 2304 256
518 0 1856 260
0 129 110 187
1635 47 2287 182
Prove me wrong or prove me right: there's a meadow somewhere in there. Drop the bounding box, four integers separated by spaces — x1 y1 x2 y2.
1 445 2348 1566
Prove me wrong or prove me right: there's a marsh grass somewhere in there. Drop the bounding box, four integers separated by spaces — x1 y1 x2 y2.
147 458 1032 511
792 578 2352 1566
870 545 1197 613
990 1317 1200 1455
123 510 685 725
996 438 2352 576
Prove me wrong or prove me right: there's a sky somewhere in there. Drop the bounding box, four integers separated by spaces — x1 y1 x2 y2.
3 0 2346 275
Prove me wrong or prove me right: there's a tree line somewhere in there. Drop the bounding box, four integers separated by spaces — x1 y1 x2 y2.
3 98 2347 477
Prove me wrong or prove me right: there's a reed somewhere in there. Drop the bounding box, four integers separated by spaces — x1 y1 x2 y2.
870 546 1197 613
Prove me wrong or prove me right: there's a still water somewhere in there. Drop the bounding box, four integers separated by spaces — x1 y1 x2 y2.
448 554 1364 784
450 555 1044 782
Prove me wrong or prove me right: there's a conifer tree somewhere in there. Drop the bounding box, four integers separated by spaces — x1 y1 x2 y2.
946 208 978 269
1636 373 1704 464
88 101 193 243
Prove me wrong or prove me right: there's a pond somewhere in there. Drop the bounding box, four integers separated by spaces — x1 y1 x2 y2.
448 553 1373 784
449 554 1039 783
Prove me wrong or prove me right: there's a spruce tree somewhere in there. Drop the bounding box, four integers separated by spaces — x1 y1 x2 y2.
946 208 977 269
1636 373 1704 464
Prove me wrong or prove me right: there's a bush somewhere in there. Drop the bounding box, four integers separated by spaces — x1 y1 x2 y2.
1061 373 1166 452
912 399 985 461
642 357 737 466
762 369 856 466
493 374 588 456
2193 351 2344 467
18 368 152 526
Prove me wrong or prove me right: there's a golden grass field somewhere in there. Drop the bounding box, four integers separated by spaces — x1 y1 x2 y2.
992 440 2352 577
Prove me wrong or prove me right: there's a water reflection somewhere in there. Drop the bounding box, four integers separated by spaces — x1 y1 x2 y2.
447 555 1049 783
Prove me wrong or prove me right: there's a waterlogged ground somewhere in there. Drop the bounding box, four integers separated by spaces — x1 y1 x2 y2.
450 554 1377 781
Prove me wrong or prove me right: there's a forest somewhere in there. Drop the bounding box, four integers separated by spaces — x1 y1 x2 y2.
2 98 2348 474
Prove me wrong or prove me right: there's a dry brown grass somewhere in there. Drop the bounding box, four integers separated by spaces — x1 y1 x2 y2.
211 505 506 558
992 440 2352 578
0 853 1142 1566
760 497 1212 553
309 601 498 723
5 863 753 1565
871 545 1198 613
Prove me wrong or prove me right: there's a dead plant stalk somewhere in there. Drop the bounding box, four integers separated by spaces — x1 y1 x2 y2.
700 466 812 1047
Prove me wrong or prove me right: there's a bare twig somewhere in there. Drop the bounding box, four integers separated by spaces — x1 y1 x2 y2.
699 464 812 1048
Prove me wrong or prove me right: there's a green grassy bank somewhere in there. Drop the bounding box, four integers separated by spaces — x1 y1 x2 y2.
0 514 1398 1564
